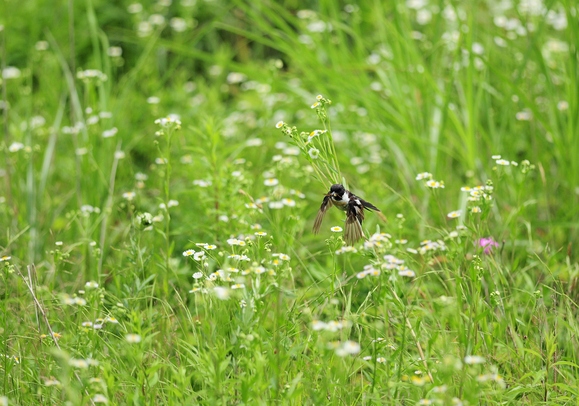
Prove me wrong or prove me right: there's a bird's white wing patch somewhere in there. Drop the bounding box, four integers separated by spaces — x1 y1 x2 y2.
341 191 350 204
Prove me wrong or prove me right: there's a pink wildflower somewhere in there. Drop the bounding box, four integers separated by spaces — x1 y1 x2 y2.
479 237 499 254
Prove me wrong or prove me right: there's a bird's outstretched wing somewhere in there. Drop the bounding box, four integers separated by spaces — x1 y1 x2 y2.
360 198 379 211
360 198 387 222
344 203 365 245
313 195 332 234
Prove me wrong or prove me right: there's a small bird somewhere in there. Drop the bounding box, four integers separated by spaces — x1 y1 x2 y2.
313 184 385 245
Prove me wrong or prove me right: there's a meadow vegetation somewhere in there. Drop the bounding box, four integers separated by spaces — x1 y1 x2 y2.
1 0 579 404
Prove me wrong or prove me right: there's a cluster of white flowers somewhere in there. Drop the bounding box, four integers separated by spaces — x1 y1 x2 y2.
460 185 493 203
154 115 181 134
226 238 246 247
331 340 361 357
414 239 447 255
416 172 445 189
77 69 108 82
311 319 351 332
61 295 87 306
356 264 381 279
335 246 358 255
363 232 392 250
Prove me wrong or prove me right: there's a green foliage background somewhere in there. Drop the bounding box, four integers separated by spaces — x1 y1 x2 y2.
1 0 578 404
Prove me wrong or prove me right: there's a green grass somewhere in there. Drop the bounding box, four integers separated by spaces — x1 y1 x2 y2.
1 0 579 404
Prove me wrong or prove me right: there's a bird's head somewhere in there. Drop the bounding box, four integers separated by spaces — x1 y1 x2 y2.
327 184 346 199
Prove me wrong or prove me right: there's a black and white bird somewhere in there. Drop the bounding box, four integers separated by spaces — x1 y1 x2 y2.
313 184 385 245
